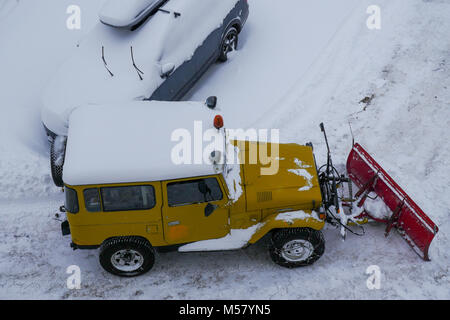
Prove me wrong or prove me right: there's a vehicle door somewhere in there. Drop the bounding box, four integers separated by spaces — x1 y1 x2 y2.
162 176 230 244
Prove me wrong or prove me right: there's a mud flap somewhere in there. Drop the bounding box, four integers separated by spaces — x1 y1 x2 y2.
346 143 438 261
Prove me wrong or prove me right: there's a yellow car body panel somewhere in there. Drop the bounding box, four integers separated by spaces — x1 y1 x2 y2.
248 210 325 244
160 175 231 245
66 181 167 247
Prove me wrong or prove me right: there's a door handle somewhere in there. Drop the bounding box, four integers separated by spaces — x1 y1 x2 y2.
168 221 180 226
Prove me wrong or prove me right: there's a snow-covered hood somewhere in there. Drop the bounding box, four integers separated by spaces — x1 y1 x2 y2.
41 13 171 136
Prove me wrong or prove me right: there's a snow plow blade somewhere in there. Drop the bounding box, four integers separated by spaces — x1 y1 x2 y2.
346 143 438 261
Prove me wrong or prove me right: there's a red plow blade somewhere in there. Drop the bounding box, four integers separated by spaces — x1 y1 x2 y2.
346 143 439 261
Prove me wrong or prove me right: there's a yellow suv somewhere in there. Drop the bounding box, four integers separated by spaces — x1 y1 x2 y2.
60 102 326 276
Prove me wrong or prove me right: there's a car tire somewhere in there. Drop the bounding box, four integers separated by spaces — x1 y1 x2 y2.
99 237 155 277
269 228 325 268
50 137 66 187
218 26 239 62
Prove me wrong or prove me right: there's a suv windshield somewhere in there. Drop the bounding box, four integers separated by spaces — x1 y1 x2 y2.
167 178 223 207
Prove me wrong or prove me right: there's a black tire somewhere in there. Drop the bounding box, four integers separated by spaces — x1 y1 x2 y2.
99 237 155 277
50 137 66 187
269 228 325 268
218 26 239 62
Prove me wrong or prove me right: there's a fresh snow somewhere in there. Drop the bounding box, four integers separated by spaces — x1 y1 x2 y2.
362 194 392 220
275 211 321 224
0 0 449 299
223 142 243 203
178 224 263 252
287 158 314 192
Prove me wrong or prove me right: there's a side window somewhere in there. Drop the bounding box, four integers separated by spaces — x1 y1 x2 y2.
65 187 79 214
101 185 156 212
167 178 223 207
84 188 101 212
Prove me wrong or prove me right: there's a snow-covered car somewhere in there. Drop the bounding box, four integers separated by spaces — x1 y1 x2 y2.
42 0 249 186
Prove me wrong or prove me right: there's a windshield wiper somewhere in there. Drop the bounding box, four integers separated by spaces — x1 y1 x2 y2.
157 8 181 18
102 46 114 77
130 46 144 81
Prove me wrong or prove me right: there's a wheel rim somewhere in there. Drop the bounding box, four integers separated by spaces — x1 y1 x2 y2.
223 31 237 55
111 249 144 272
280 240 314 262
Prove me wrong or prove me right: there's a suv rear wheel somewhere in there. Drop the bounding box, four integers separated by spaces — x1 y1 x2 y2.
99 237 155 277
269 228 325 268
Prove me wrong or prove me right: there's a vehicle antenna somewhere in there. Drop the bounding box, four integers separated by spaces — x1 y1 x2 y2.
348 121 355 147
158 8 181 18
320 123 332 176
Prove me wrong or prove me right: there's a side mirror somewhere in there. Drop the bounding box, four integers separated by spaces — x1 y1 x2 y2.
160 63 175 78
206 96 217 109
204 203 217 217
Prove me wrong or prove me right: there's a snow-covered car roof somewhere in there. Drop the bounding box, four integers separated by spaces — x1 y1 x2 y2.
63 101 225 186
42 0 240 136
99 0 166 28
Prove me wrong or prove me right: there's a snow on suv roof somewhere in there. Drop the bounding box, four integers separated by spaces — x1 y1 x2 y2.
99 0 165 28
63 101 224 186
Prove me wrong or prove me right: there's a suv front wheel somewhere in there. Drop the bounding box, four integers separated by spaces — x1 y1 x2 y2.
269 228 325 268
99 237 155 277
218 26 238 62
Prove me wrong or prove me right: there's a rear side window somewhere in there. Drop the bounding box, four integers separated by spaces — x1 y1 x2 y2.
167 178 223 207
101 185 156 212
84 188 101 212
65 187 79 213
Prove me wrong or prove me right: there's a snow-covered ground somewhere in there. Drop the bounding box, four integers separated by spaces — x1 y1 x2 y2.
0 0 449 299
